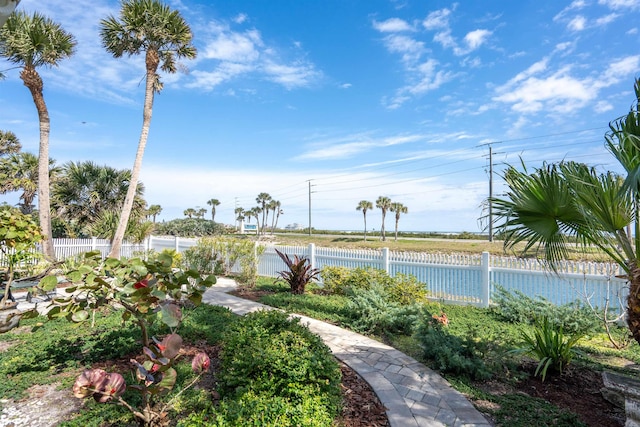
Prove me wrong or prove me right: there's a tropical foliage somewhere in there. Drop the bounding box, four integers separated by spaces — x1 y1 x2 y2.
376 196 392 241
491 78 640 345
275 248 320 294
356 200 373 241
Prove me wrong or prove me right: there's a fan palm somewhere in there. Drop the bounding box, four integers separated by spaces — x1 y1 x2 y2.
256 192 272 234
491 78 640 344
0 11 76 260
101 0 196 258
147 204 162 223
356 200 373 241
207 198 220 222
376 196 392 241
390 202 408 241
52 161 145 236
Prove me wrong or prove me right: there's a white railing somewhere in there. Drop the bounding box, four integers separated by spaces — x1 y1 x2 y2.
2 236 628 312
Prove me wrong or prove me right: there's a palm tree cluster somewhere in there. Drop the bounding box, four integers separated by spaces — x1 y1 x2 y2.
491 78 640 345
357 197 408 242
236 192 283 235
0 0 196 260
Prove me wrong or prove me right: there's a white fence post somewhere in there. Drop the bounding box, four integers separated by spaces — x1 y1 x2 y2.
382 247 390 274
481 251 490 308
174 236 180 252
308 243 316 270
91 236 97 251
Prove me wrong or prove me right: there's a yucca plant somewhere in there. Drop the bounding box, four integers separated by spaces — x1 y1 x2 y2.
275 248 320 294
511 316 584 381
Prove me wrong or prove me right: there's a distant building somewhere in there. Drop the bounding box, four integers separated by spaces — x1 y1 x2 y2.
284 223 305 230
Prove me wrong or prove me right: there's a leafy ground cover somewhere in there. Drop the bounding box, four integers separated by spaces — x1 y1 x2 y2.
0 303 387 426
232 277 640 427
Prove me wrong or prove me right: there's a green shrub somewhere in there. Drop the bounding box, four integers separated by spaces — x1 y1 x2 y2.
492 285 601 335
415 307 491 380
213 388 334 427
218 310 341 417
182 240 222 274
511 316 584 381
344 283 419 335
275 249 320 294
320 266 391 295
320 266 427 305
386 273 428 305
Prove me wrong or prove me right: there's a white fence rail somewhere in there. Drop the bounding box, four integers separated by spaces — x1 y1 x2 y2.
2 236 628 312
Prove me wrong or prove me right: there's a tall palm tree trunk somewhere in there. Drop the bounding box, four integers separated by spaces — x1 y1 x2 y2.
627 263 640 344
109 50 157 258
363 213 367 241
22 66 55 261
395 218 399 241
381 213 386 241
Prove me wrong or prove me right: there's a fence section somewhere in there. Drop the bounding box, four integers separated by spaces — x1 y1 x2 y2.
2 236 629 312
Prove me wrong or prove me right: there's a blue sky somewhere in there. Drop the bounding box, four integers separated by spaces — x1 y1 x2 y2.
1 0 639 233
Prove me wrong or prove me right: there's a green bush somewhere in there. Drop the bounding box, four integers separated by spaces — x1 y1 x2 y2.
415 307 491 380
344 283 419 335
511 316 584 381
320 266 391 295
182 239 222 275
492 285 601 335
153 218 225 237
320 266 427 305
217 310 341 418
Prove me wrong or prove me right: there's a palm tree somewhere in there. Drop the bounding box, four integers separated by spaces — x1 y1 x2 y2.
101 0 196 258
271 200 283 234
0 130 21 156
234 206 244 229
256 192 272 234
183 208 196 219
207 198 220 222
390 202 408 242
376 196 392 242
0 152 39 214
491 78 640 345
52 161 145 237
356 200 373 241
0 11 76 261
147 204 162 223
195 207 206 219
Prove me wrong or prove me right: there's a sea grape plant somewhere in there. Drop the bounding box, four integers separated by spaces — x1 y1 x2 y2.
73 333 210 426
40 251 216 347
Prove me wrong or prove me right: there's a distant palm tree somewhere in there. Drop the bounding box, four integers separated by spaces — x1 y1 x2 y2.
356 200 373 241
147 204 162 223
183 208 196 219
0 11 76 261
390 202 408 241
376 196 392 241
196 207 206 219
207 198 220 222
271 200 283 233
256 192 272 234
102 0 196 258
234 206 244 229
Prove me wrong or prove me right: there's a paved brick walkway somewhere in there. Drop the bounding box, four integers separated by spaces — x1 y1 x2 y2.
203 278 491 427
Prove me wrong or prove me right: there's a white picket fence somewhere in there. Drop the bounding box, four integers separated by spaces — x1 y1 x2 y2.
2 236 629 312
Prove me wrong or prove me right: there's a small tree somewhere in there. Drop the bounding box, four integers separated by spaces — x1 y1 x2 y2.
376 196 392 241
0 210 42 308
356 200 373 241
390 202 408 241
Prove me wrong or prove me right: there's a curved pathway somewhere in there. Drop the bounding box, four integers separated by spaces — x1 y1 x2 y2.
203 278 491 427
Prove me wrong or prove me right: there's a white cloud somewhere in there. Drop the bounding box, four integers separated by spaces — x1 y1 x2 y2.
295 132 425 161
233 13 248 24
463 29 492 50
382 34 426 63
568 15 587 31
599 0 640 10
422 8 452 30
189 17 321 91
595 100 614 113
493 55 640 114
372 18 413 32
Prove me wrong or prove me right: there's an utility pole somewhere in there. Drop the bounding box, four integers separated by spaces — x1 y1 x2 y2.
479 142 502 242
308 180 313 236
